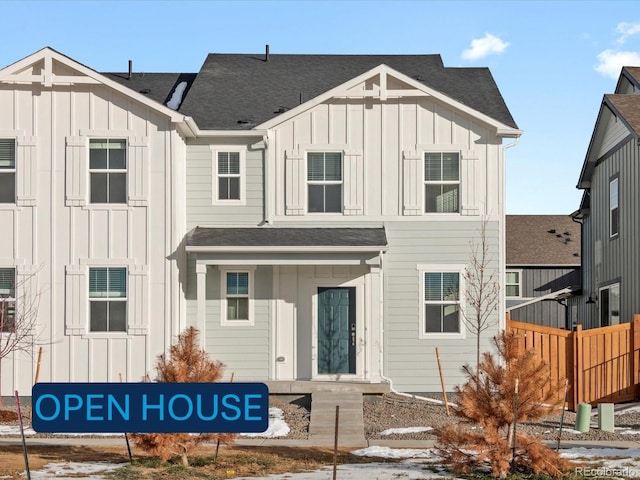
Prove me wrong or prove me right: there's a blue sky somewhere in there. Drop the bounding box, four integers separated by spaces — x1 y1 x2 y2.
2 0 637 214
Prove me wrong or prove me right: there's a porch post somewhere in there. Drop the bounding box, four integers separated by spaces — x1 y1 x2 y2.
367 254 383 382
196 262 207 349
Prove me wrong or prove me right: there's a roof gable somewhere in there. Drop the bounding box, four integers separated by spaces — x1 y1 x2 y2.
178 53 519 132
0 47 187 124
256 64 521 136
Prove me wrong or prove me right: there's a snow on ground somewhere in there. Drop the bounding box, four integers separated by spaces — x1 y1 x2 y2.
379 426 433 435
29 461 124 479
241 408 289 438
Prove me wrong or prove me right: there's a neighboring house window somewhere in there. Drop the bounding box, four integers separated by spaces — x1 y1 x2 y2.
89 267 127 332
0 268 15 332
423 271 461 334
0 139 16 203
599 283 620 327
505 271 521 297
424 152 459 213
217 152 241 201
610 176 619 237
221 270 254 325
307 152 342 213
89 139 127 203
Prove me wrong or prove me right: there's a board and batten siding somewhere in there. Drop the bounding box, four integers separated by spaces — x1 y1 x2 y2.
185 259 271 380
588 136 640 326
271 95 502 220
382 220 502 392
0 72 184 395
186 139 264 229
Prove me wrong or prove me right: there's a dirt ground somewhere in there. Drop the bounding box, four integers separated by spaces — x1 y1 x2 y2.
0 443 389 479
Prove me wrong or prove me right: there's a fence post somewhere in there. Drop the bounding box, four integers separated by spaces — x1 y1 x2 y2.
633 315 640 400
573 324 583 408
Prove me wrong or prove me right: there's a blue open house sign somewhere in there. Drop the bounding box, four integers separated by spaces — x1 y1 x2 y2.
32 382 269 433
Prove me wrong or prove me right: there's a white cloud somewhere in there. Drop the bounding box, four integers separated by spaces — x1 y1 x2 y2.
594 49 640 79
461 33 509 61
615 21 640 45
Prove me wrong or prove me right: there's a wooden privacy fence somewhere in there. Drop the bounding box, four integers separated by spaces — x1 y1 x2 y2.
507 314 640 411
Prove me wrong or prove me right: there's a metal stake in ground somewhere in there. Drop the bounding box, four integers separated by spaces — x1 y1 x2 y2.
15 391 31 480
333 405 340 480
556 378 569 452
511 378 519 471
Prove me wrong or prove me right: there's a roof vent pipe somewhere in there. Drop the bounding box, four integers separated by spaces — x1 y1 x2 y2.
265 44 269 62
128 60 132 80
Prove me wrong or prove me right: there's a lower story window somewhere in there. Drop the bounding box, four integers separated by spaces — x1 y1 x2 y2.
0 268 15 332
599 283 620 327
89 267 127 332
424 271 460 334
221 270 253 325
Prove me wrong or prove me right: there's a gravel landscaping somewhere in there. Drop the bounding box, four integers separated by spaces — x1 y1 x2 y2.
271 392 640 443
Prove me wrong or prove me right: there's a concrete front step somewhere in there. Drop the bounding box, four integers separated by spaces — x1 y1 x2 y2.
308 391 366 446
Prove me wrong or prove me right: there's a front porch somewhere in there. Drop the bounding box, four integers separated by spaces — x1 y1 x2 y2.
265 380 391 394
185 226 388 384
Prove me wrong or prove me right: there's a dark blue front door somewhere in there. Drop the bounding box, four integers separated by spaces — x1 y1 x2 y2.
317 287 356 374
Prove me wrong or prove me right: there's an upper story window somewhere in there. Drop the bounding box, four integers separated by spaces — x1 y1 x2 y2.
0 139 16 203
505 270 521 297
217 152 241 201
89 267 127 332
423 271 460 334
610 176 619 238
424 152 459 213
212 148 245 205
0 268 15 332
307 152 342 213
89 139 127 204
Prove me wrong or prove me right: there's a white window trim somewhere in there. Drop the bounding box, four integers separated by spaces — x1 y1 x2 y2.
306 151 344 214
220 266 255 326
417 264 466 339
88 138 128 205
88 266 128 334
505 269 522 298
422 150 461 215
211 147 246 206
610 176 619 238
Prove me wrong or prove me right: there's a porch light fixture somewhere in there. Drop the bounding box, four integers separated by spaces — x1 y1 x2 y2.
586 296 597 304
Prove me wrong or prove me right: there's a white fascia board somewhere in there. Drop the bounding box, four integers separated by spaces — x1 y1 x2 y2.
256 63 521 137
186 245 388 253
505 287 576 312
0 47 187 124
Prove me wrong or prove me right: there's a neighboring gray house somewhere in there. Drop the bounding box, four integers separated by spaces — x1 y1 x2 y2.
505 215 581 329
0 47 521 396
571 67 640 329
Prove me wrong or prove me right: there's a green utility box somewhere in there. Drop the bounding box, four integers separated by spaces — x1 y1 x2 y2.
598 403 615 432
575 403 592 432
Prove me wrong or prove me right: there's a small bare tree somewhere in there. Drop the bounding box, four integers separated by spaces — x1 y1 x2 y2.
0 269 41 406
462 220 500 370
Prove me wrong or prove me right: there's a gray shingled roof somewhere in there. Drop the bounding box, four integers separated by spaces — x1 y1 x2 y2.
506 215 581 266
605 94 640 137
176 54 518 130
187 227 387 249
103 72 197 109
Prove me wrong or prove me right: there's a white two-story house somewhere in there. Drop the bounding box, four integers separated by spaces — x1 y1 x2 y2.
0 47 520 397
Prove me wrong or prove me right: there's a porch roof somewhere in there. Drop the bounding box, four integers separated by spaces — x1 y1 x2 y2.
186 227 388 253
